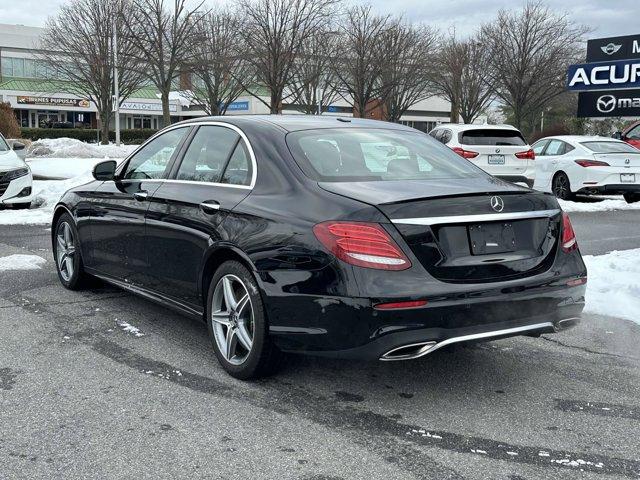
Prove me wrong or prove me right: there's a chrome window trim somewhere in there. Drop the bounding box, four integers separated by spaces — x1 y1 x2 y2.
391 209 561 226
115 121 258 190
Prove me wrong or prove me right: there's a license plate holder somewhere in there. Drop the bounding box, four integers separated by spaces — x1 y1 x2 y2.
469 223 517 255
621 173 636 183
488 154 505 165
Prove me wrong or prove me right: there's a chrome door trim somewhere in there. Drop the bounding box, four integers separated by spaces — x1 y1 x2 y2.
390 209 561 226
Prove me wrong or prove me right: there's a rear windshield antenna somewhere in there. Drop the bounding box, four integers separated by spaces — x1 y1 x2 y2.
336 117 351 123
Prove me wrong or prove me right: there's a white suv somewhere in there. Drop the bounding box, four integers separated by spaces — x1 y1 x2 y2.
0 134 33 209
429 124 535 187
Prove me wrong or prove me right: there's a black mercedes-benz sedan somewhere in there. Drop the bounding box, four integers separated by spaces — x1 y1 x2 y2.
52 115 587 379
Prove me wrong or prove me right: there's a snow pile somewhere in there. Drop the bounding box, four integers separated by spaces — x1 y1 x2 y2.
0 254 46 271
116 319 145 337
560 198 640 213
28 157 125 180
583 248 640 325
0 173 93 226
27 138 138 159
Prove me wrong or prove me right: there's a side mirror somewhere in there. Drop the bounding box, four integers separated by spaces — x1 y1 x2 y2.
12 142 25 151
612 131 623 140
93 160 117 181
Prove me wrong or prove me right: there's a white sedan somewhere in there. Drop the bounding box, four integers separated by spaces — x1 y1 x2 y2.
0 134 33 209
532 135 640 203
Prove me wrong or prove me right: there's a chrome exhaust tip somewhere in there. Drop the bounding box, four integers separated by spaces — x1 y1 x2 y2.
380 341 437 361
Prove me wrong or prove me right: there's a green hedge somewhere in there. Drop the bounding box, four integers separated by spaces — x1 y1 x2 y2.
20 128 158 144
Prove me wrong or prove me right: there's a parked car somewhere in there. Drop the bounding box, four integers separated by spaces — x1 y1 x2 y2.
0 134 33 209
52 116 586 379
429 124 535 187
532 135 640 203
613 121 640 150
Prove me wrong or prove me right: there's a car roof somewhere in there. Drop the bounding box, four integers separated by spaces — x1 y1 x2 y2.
172 115 415 133
535 135 624 144
434 123 521 132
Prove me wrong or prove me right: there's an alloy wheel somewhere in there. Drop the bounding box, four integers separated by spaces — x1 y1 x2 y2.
211 274 254 365
56 222 76 282
553 175 569 199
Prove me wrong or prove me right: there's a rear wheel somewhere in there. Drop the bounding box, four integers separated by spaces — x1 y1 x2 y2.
552 172 573 200
54 213 90 290
206 261 281 380
624 192 640 204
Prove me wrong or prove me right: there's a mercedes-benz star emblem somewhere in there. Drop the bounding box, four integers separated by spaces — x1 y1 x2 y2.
496 148 501 153
490 196 504 212
597 95 616 113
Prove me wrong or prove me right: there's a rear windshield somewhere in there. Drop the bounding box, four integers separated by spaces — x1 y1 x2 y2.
581 141 640 154
286 128 484 182
459 129 526 146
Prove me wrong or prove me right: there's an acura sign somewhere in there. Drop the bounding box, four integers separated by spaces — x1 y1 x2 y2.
577 89 640 118
573 34 640 118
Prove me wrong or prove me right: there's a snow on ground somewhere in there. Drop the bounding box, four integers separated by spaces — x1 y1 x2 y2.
583 248 640 325
559 198 640 213
26 138 137 180
0 173 94 226
116 319 145 337
27 137 137 159
0 254 46 271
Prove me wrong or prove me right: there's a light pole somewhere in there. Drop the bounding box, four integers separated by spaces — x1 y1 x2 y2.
113 21 121 147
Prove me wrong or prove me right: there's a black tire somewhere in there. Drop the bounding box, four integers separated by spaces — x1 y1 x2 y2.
206 260 282 380
552 172 573 200
12 202 31 210
623 192 640 204
53 213 90 290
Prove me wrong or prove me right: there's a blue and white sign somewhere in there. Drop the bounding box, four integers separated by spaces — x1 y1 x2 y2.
327 105 338 113
567 59 640 91
223 101 249 111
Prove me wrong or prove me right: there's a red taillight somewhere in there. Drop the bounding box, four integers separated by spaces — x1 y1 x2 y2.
575 159 610 167
452 147 479 159
515 149 535 160
313 221 411 271
374 300 428 310
561 212 578 252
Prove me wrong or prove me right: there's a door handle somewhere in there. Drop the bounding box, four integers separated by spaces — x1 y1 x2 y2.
200 201 221 214
133 191 148 201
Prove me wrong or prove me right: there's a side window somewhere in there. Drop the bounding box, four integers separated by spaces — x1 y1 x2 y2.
176 126 239 183
221 141 252 186
627 124 640 140
544 140 564 156
123 127 188 180
563 143 575 154
532 140 548 156
440 129 452 144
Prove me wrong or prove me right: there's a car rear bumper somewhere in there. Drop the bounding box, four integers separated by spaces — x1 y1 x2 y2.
576 183 640 195
496 175 535 188
266 280 586 360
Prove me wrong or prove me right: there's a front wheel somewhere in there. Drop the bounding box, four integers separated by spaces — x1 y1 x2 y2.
552 172 573 200
206 260 282 380
53 213 90 290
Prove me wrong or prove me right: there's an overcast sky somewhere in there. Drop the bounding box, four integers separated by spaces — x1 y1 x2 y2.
0 0 636 40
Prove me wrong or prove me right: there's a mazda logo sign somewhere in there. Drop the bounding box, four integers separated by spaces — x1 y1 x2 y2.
490 196 504 212
596 95 616 113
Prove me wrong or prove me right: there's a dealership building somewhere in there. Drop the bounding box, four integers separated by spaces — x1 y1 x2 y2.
0 23 453 132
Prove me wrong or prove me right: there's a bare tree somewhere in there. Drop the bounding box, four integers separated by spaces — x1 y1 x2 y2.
381 21 439 123
126 0 205 126
431 33 494 124
186 10 250 115
480 1 588 129
333 6 390 118
39 0 144 143
238 0 338 114
288 28 341 114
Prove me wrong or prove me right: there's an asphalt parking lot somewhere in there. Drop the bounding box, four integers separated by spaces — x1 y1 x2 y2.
1 212 639 480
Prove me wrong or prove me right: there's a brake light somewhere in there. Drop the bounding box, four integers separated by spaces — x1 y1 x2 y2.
452 147 479 159
313 221 411 270
515 149 535 160
575 159 610 167
561 212 578 252
374 300 428 310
